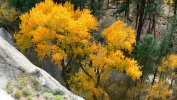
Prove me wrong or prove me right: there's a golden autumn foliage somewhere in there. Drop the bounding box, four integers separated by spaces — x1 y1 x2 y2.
158 54 177 73
14 0 142 99
69 70 110 100
14 0 97 65
140 54 177 100
69 20 142 100
102 20 141 79
102 20 136 53
166 0 173 3
147 81 170 100
0 0 19 29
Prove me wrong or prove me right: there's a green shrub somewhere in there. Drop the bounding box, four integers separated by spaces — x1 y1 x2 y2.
14 79 27 90
32 78 41 91
43 92 54 100
33 78 39 87
15 90 22 99
43 87 53 93
27 95 33 100
15 83 23 89
33 61 41 68
22 87 32 96
6 86 13 94
53 89 65 95
54 95 63 100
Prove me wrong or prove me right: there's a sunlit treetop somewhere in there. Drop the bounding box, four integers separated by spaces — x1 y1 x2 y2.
102 20 136 53
14 0 98 65
158 54 177 72
101 20 141 79
88 42 142 80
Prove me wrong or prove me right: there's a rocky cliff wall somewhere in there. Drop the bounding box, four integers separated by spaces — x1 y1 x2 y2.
0 36 84 100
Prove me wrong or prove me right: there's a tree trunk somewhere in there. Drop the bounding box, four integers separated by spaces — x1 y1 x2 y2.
125 0 130 19
107 0 109 8
152 15 156 37
174 0 177 14
152 67 158 85
61 59 70 90
136 0 146 42
135 4 139 28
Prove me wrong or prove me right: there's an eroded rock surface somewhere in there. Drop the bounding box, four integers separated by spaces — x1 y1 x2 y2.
0 89 14 100
0 37 84 100
0 28 15 47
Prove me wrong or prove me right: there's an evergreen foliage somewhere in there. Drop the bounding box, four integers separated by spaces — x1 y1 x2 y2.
9 0 42 12
134 34 159 80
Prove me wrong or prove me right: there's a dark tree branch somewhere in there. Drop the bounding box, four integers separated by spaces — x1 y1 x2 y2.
79 58 92 78
65 54 73 70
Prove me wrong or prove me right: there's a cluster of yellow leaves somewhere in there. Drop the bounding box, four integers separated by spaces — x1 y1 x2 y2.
147 81 170 100
145 54 177 100
89 43 108 71
0 0 19 25
102 20 141 79
68 70 109 100
102 20 136 53
69 20 141 100
158 54 177 72
14 0 97 65
124 58 142 80
88 42 141 80
166 0 173 3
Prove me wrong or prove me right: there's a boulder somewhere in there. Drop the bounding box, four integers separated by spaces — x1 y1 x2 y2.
0 37 84 100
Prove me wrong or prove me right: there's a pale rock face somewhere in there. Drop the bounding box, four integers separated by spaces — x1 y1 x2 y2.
0 27 62 83
0 89 14 100
0 36 84 100
26 47 63 82
0 28 15 47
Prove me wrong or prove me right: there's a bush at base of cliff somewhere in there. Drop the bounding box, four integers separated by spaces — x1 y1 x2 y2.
15 90 22 99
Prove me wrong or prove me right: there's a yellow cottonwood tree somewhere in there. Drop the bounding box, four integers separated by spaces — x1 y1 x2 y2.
14 0 97 89
14 0 142 99
69 20 142 100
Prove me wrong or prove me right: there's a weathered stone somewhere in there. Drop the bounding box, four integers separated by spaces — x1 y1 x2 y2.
0 37 84 100
0 27 62 82
26 46 63 83
0 28 15 47
0 89 14 100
